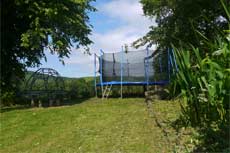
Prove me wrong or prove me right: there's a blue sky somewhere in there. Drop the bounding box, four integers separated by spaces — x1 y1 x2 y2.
28 0 155 78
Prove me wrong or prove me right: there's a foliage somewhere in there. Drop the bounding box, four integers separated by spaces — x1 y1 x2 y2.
169 0 230 127
170 43 230 151
65 78 95 99
193 126 230 152
172 37 230 126
0 92 15 106
137 0 230 151
138 0 230 124
1 0 95 95
134 0 229 50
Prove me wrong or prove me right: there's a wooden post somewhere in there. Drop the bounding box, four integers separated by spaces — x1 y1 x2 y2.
38 100 42 107
49 99 53 107
56 99 60 106
31 98 35 107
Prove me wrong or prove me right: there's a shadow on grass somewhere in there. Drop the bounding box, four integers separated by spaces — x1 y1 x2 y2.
170 116 230 152
0 105 31 113
192 125 230 153
45 97 92 107
0 97 91 113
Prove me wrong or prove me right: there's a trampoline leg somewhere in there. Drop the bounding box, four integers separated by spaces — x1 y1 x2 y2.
95 84 98 98
101 86 103 99
120 85 123 99
143 85 147 94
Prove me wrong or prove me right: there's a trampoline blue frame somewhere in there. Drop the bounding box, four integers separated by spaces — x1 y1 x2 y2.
94 47 176 97
96 81 169 86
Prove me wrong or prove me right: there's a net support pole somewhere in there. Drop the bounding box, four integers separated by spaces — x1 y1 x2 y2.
167 48 171 80
144 59 147 93
171 48 178 72
146 46 150 90
169 49 173 74
120 46 123 99
159 53 163 73
94 53 97 97
112 53 115 76
100 49 104 98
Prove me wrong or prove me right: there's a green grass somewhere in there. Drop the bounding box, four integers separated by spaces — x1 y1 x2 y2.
0 98 195 153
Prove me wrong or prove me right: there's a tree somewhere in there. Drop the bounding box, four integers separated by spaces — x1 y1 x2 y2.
134 0 229 50
1 0 95 95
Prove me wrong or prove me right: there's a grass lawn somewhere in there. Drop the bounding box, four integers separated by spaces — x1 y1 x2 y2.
0 98 195 153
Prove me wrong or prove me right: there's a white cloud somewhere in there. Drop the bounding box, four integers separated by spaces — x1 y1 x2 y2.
64 50 92 64
89 0 155 53
99 0 147 24
62 0 155 77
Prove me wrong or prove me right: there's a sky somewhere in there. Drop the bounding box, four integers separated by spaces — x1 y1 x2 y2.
28 0 155 78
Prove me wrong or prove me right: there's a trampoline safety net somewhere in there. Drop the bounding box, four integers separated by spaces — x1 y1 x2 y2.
98 49 170 84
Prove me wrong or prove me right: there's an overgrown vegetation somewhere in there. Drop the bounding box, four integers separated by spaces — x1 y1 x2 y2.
1 0 95 100
64 77 95 99
172 36 230 127
135 0 228 50
172 37 230 151
138 0 230 152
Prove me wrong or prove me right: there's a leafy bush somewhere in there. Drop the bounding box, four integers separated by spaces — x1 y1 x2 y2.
0 92 15 106
65 78 95 99
170 0 230 128
172 37 230 127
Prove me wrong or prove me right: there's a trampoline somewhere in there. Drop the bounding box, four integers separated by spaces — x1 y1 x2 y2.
94 47 176 98
98 81 169 86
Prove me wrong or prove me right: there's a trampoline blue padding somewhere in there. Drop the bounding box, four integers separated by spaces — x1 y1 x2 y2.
96 81 169 86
